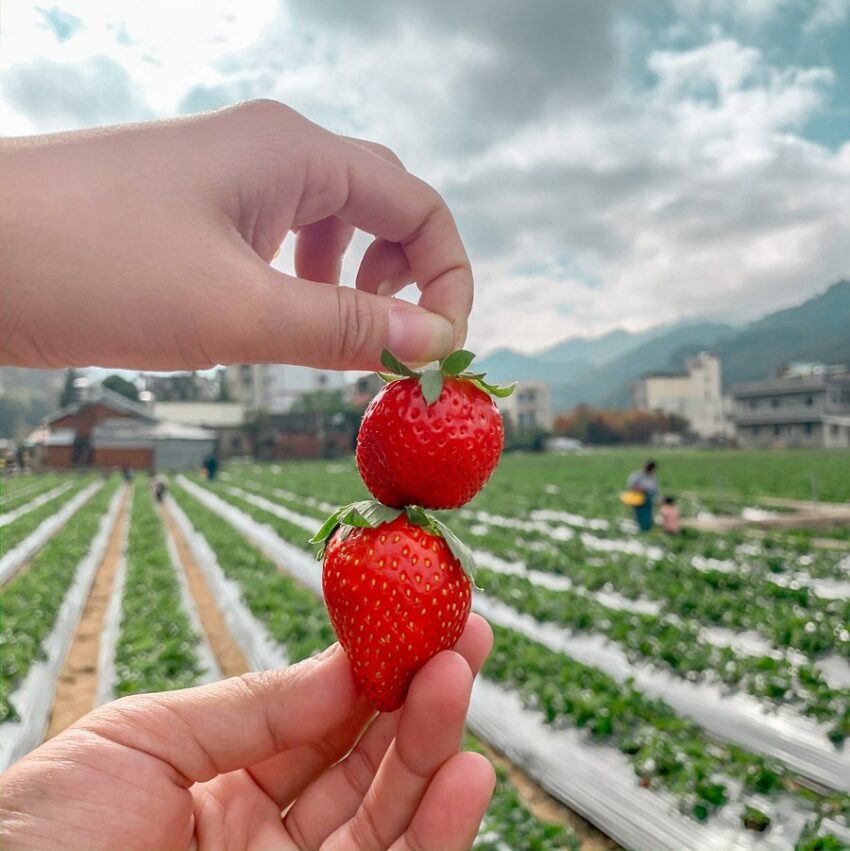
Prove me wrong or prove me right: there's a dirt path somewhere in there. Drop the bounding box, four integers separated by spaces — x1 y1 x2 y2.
46 487 129 738
161 503 249 677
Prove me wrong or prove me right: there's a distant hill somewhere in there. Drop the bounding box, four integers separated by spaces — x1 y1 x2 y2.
716 280 850 383
479 280 850 414
552 321 735 410
479 324 675 385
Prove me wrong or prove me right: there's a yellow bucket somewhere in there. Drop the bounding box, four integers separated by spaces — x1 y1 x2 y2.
620 490 646 507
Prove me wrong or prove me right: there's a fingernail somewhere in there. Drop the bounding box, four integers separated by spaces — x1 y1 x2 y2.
388 308 454 363
376 279 396 297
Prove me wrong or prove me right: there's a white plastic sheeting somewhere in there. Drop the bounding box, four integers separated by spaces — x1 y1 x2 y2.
0 482 73 527
475 596 850 793
162 513 221 684
188 477 850 791
182 478 828 849
177 477 323 597
166 494 288 671
94 490 131 708
469 678 812 851
0 483 123 771
0 480 103 585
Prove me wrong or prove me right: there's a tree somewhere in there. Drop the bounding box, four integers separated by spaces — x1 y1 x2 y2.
103 374 140 402
59 369 79 407
290 389 356 416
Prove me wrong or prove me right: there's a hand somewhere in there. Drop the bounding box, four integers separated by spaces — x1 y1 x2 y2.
0 616 494 851
0 100 472 371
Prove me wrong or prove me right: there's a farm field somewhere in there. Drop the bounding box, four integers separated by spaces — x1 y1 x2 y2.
0 471 581 850
1 449 848 849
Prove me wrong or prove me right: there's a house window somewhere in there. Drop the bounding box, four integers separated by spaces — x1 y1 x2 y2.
804 422 813 435
832 425 840 436
773 425 780 436
771 398 779 408
805 395 813 406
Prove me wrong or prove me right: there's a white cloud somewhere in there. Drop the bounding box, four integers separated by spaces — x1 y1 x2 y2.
1 2 848 358
804 0 850 32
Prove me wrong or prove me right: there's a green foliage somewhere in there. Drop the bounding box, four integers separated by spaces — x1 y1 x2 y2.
170 480 585 848
483 625 832 823
0 478 119 721
58 369 79 408
113 480 204 696
0 476 93 557
102 374 140 402
467 736 580 850
0 474 64 514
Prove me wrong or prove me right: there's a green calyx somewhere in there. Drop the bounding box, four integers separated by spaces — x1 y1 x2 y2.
309 498 477 580
378 348 516 406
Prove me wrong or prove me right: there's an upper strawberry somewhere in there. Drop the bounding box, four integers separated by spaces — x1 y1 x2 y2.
356 350 515 510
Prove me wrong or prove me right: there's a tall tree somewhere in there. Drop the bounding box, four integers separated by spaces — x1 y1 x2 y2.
103 374 140 402
59 369 79 407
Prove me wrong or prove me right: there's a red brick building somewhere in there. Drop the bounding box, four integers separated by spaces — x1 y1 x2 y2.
41 388 215 472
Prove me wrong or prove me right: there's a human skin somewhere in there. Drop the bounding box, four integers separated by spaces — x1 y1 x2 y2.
0 101 491 849
0 617 494 851
0 100 472 371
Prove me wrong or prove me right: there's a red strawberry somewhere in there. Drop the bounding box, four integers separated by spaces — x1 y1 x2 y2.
356 350 514 510
319 510 472 711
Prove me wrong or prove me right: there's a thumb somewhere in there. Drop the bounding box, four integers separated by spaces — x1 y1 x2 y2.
79 645 362 784
230 263 455 370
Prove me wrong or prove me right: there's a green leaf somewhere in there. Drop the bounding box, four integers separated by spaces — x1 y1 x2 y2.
380 349 418 378
404 505 431 528
419 369 445 405
426 515 477 581
309 500 402 559
377 372 400 383
308 506 346 548
345 500 403 529
440 349 476 376
472 378 517 398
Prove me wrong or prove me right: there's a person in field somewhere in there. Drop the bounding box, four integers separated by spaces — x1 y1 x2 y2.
627 459 659 532
660 495 680 535
0 102 491 851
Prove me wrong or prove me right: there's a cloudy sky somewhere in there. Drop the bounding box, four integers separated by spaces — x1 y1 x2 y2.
2 1 849 356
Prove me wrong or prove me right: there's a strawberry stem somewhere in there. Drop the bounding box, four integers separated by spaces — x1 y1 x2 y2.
377 348 516 406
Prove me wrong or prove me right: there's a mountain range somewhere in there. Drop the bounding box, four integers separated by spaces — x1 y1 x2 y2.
478 280 850 412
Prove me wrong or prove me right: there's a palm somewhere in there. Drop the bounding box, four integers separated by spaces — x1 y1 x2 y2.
1 619 493 851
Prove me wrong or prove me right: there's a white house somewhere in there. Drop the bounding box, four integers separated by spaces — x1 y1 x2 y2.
632 352 732 439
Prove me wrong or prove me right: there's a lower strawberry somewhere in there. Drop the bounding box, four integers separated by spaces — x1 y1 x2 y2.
315 507 473 711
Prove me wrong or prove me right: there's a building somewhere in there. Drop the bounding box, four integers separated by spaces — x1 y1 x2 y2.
632 352 731 439
253 412 355 460
153 401 249 458
346 373 386 410
498 381 553 432
731 365 850 448
225 364 346 412
40 387 215 471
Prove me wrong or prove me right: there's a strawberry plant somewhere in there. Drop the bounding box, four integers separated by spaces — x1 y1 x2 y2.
113 480 205 696
0 475 93 556
0 477 119 721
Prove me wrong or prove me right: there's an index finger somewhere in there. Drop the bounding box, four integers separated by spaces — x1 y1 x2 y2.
334 137 473 340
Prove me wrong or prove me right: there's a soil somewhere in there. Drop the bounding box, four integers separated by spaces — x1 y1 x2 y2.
46 486 129 738
161 503 249 677
477 739 621 850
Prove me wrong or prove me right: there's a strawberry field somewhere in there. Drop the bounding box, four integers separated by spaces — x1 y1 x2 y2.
1 448 848 849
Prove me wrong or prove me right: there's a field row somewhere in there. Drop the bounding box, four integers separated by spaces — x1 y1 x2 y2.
178 473 849 848
218 471 850 746
0 476 580 851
